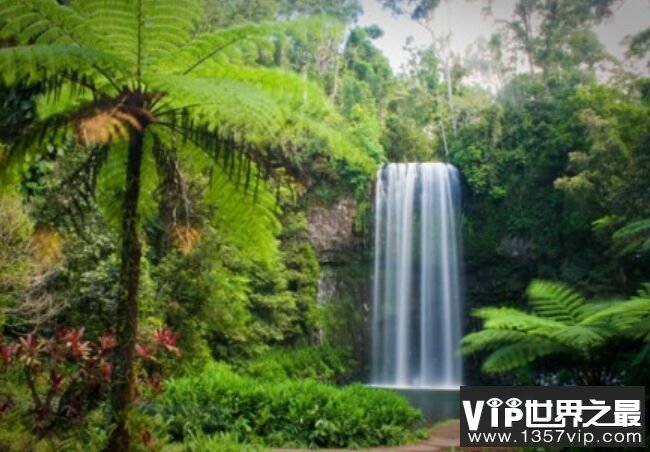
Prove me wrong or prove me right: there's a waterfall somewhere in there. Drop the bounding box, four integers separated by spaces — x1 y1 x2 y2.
371 162 463 389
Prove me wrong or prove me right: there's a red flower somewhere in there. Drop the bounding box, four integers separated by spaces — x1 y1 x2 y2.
64 328 91 359
100 361 112 379
19 334 40 354
135 344 153 360
152 328 180 355
146 375 164 394
0 344 17 365
99 332 116 353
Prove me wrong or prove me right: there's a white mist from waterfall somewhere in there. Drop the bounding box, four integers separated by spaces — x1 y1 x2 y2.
371 163 463 389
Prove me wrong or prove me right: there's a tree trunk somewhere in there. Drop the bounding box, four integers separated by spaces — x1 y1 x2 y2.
107 128 145 451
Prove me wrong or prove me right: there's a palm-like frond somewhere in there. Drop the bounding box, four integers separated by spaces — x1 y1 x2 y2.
527 280 585 324
461 329 530 354
156 21 286 74
482 341 566 374
70 0 202 81
151 75 287 142
0 45 126 86
464 280 650 377
0 0 97 46
613 218 650 253
151 126 280 260
582 297 650 339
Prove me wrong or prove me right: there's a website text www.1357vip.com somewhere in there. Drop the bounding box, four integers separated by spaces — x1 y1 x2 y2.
460 386 645 448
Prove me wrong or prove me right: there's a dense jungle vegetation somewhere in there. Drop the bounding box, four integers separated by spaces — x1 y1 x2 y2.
0 0 648 450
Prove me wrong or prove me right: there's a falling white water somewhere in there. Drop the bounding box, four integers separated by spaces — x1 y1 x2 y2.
371 163 463 389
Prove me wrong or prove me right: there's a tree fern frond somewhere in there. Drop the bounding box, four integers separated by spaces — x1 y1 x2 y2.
613 218 650 240
162 16 343 76
0 110 74 180
0 0 98 46
190 63 335 118
527 280 585 324
150 75 286 142
461 329 529 355
465 280 650 379
472 306 527 320
0 45 127 86
612 218 650 254
70 0 201 81
551 324 611 348
581 297 650 334
482 341 565 374
152 126 281 260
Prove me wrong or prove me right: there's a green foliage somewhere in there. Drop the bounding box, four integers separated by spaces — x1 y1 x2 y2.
0 403 110 451
155 227 299 369
462 280 650 384
0 191 35 325
174 431 266 452
238 345 355 383
156 363 422 448
613 218 650 254
278 210 320 341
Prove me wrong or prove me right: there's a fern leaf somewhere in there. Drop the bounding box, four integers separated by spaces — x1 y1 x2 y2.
150 74 286 142
460 329 529 354
0 0 98 46
482 341 565 374
162 16 343 76
581 297 650 336
0 45 126 86
527 280 585 324
551 324 610 348
613 218 650 240
70 0 201 80
473 306 562 333
151 126 280 261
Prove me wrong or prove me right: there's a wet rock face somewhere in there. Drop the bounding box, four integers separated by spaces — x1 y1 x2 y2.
307 198 361 263
308 197 371 377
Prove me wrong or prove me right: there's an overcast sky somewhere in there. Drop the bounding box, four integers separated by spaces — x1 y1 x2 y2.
357 0 650 73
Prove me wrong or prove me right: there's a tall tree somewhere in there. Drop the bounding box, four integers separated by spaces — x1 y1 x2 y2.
0 0 373 449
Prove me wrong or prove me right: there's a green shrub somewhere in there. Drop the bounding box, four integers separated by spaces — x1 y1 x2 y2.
238 345 356 383
156 363 422 448
168 432 266 452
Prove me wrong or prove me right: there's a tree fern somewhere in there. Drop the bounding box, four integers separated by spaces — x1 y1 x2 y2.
0 0 96 46
463 280 650 382
0 2 378 446
527 280 585 324
482 341 566 374
461 329 530 354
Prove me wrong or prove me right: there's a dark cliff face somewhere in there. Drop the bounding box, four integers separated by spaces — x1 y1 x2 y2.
307 198 363 264
307 197 371 379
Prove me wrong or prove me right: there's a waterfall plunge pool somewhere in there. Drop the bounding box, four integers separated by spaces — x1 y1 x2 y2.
368 385 460 425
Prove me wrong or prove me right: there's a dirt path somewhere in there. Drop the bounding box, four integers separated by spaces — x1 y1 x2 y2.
278 419 461 452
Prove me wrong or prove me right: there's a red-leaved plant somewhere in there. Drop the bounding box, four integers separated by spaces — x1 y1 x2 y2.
0 327 180 442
